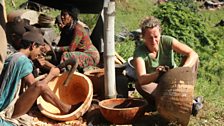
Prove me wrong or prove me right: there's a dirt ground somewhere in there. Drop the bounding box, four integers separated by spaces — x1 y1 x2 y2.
31 99 173 126
32 109 169 126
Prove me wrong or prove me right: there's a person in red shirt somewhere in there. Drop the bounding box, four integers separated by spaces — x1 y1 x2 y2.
53 8 100 72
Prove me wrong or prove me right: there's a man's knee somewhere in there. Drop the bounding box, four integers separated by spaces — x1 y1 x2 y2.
34 81 48 93
136 82 158 94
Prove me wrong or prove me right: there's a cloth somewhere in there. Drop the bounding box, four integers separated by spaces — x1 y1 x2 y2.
58 23 100 70
6 44 17 58
0 52 34 125
133 35 177 74
0 25 7 74
0 1 7 73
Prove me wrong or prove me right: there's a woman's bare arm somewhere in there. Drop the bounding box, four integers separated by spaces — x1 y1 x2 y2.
134 57 160 85
172 38 199 67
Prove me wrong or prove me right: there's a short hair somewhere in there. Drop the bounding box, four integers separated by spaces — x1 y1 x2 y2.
62 7 80 22
55 15 62 24
140 16 162 37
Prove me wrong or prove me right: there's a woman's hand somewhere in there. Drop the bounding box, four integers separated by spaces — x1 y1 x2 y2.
36 56 47 66
156 65 170 73
42 44 52 53
52 46 60 52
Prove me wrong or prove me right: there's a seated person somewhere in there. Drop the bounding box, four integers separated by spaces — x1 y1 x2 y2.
133 16 202 114
0 31 72 125
53 7 100 72
55 14 90 36
6 17 55 76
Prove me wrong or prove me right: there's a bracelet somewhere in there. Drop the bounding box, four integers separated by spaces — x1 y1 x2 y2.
52 46 60 52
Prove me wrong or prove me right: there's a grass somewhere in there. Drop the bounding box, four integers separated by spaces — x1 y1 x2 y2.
115 0 156 60
191 7 224 126
189 78 224 126
5 0 25 12
115 0 156 33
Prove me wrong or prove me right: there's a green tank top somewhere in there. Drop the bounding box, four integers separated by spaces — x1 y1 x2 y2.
134 35 176 73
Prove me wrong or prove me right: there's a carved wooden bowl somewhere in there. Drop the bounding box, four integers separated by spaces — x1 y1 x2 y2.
99 98 147 124
37 72 93 121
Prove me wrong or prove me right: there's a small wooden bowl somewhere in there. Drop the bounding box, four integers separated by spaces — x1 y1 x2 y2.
99 98 147 124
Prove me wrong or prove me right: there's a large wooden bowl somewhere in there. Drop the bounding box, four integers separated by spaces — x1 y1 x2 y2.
37 72 93 121
156 67 197 126
99 98 147 124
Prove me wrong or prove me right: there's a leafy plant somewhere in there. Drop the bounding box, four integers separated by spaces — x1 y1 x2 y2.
153 2 224 85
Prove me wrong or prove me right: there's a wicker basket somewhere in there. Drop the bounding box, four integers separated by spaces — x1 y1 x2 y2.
155 67 197 126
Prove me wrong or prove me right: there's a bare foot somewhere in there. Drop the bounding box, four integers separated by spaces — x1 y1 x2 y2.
60 104 72 114
60 102 83 114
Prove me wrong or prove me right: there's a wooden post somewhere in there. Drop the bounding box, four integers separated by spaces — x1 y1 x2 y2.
103 0 116 98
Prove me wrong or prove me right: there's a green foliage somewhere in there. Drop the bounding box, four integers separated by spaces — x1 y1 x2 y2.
5 0 26 12
169 0 199 12
79 14 98 31
115 40 136 60
153 2 224 85
153 2 213 49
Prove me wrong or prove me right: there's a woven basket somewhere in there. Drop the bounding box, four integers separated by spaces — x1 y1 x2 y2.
155 67 197 126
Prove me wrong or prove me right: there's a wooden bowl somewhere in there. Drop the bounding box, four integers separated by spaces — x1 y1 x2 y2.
84 68 104 96
156 67 197 126
99 98 147 124
37 72 93 121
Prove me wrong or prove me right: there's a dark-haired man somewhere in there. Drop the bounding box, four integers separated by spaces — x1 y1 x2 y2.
0 31 72 125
